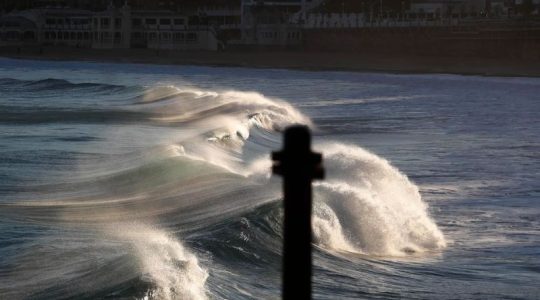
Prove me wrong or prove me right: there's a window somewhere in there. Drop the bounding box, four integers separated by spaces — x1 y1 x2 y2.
159 19 171 25
115 18 122 27
149 32 157 40
174 32 184 41
186 32 197 42
101 18 110 27
46 19 55 25
263 32 274 39
132 18 142 26
174 19 184 25
161 32 171 40
145 18 156 25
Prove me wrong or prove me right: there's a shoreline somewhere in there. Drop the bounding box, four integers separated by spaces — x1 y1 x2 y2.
2 46 540 77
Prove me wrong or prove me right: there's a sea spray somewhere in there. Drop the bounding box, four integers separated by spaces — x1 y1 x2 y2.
106 223 208 300
132 87 313 175
2 61 538 299
0 79 449 300
139 85 448 256
133 87 311 131
246 142 447 256
312 201 357 252
312 143 447 256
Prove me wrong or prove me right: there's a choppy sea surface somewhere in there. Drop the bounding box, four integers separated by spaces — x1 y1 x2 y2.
0 58 539 299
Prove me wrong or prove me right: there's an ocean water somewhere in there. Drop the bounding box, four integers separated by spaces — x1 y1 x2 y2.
0 58 539 300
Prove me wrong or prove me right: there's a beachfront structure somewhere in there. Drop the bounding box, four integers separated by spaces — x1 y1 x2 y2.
0 3 219 50
41 8 93 47
408 0 489 16
238 0 322 46
407 0 540 17
92 3 219 50
1 0 539 49
0 10 41 46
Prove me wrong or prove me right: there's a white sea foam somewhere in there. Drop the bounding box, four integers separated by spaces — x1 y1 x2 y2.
137 87 311 131
5 84 448 300
135 87 311 175
107 223 208 300
312 143 447 256
140 86 447 257
313 201 356 252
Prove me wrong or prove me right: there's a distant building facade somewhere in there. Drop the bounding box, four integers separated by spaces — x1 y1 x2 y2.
41 8 93 47
0 2 219 50
238 0 323 46
0 11 40 46
1 0 539 49
408 0 540 16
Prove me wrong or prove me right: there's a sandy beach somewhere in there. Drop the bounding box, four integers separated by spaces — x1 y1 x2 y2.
1 45 540 77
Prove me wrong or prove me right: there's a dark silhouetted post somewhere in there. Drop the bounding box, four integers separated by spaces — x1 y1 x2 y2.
272 125 324 300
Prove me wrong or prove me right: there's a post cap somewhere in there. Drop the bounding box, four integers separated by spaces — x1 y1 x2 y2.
272 125 324 180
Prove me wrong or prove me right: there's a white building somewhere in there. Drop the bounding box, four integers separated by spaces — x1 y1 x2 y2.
408 0 488 15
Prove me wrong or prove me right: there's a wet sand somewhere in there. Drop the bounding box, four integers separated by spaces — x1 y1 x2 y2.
2 46 539 77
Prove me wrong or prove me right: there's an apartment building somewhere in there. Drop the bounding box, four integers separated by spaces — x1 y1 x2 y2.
0 2 219 50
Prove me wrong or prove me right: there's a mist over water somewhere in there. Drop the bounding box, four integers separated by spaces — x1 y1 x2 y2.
1 58 539 299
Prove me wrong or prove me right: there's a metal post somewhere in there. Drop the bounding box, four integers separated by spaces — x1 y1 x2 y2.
272 125 324 300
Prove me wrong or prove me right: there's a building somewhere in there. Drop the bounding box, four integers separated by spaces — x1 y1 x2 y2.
238 0 323 46
408 0 488 16
0 3 219 50
516 0 540 15
41 8 93 47
0 13 39 46
2 0 538 50
406 0 540 17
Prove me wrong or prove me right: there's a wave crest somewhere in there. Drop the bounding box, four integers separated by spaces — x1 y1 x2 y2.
107 223 208 300
135 87 311 132
313 143 447 256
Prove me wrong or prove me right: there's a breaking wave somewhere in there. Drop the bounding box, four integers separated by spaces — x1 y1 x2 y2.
313 144 446 256
0 79 446 299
